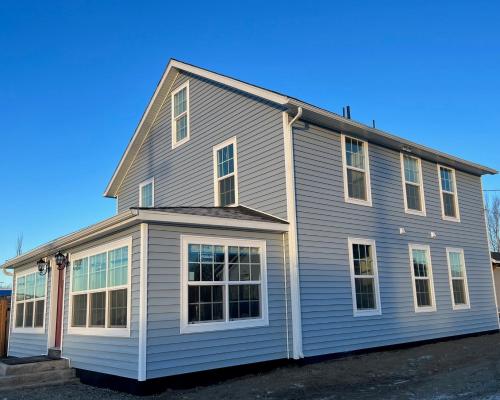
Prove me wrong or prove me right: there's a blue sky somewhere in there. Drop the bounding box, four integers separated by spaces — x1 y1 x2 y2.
1 1 499 284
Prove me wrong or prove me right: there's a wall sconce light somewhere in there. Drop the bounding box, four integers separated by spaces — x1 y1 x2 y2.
36 258 50 276
54 251 70 270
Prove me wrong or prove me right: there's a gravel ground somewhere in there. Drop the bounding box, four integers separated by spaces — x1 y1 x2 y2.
3 333 500 400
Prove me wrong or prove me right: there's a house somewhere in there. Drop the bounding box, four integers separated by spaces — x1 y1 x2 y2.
2 59 498 389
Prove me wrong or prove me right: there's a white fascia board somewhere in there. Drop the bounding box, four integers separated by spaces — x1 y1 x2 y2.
2 210 139 270
137 210 289 232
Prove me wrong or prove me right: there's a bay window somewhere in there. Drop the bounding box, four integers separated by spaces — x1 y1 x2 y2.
181 236 268 333
69 237 131 336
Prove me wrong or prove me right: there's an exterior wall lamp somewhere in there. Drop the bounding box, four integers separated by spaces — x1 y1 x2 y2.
54 251 70 270
36 258 50 276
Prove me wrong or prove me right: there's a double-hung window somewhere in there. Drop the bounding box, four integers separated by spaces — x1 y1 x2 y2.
139 178 154 207
348 238 381 316
213 137 238 207
341 134 372 206
69 237 131 336
401 154 426 215
180 236 268 333
409 244 436 312
438 165 460 221
171 81 190 148
14 270 47 332
446 248 470 309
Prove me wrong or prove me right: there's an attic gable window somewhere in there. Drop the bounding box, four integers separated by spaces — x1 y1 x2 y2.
171 81 190 149
341 134 372 207
213 137 239 207
438 165 460 222
139 178 154 208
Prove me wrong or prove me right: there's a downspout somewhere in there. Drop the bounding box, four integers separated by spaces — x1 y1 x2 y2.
282 233 290 359
283 107 304 359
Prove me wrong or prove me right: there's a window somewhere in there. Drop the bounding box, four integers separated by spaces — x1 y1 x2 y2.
139 178 154 207
13 269 47 332
171 81 190 148
409 244 436 312
181 236 268 333
348 238 381 316
69 237 131 336
446 248 470 309
213 137 239 207
400 154 426 215
438 165 460 221
341 134 372 206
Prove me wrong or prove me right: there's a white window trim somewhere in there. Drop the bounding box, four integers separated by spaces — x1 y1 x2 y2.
138 177 155 207
67 236 132 337
341 134 372 207
12 267 48 334
347 237 382 317
446 247 470 310
171 81 190 149
213 137 239 207
400 153 426 216
180 235 269 334
408 244 437 313
437 164 461 222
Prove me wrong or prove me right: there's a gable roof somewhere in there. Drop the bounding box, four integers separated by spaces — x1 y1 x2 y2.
104 59 496 198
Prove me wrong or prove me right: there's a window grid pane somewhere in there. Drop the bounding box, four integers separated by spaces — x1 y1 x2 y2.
72 258 89 292
89 253 107 290
229 284 261 320
355 278 375 310
34 300 44 328
24 301 34 328
89 292 106 327
176 114 188 141
188 285 224 323
108 247 128 287
16 276 25 301
72 294 87 327
173 88 187 117
404 156 420 184
440 167 454 192
219 176 235 207
15 303 24 328
109 289 128 328
347 169 367 200
345 137 365 169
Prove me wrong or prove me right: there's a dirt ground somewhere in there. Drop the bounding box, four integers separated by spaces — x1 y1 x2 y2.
4 333 500 400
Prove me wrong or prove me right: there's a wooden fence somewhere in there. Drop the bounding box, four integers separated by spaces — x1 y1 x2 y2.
0 298 9 357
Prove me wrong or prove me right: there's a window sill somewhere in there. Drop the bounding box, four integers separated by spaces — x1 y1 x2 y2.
172 136 190 150
180 317 269 334
415 306 437 313
442 215 460 223
353 309 381 317
12 327 45 335
452 304 470 311
345 197 372 207
67 327 131 337
404 209 426 217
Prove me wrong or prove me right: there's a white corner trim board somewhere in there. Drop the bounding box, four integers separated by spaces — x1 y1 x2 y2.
138 223 148 381
282 109 304 359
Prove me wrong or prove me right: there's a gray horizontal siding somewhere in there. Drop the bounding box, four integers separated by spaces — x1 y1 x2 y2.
8 263 50 357
293 121 498 357
117 72 288 220
61 226 140 379
146 224 290 379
